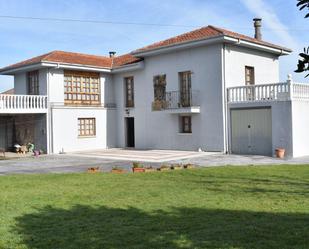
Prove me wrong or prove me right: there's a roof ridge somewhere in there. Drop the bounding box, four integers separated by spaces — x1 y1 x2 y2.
207 25 225 34
133 25 218 53
44 50 112 60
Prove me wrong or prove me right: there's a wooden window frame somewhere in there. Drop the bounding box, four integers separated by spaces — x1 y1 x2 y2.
64 70 101 106
27 70 39 95
124 77 134 108
245 66 255 86
179 71 192 107
78 118 96 137
180 116 192 134
153 74 167 101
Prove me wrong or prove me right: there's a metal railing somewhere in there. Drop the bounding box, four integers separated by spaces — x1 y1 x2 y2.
0 94 48 111
152 90 200 110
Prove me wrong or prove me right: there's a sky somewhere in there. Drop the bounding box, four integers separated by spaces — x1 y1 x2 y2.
0 0 308 92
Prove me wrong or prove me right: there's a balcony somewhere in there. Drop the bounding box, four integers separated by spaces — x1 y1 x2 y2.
227 82 309 104
0 94 48 114
152 90 200 114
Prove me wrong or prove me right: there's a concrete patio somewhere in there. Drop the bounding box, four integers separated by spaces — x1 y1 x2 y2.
0 148 308 175
0 149 309 175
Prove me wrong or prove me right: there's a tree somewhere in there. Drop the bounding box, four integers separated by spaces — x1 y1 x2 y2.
295 0 309 77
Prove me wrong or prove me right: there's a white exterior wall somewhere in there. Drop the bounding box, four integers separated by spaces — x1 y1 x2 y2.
51 107 116 153
48 69 117 153
228 101 293 157
225 45 279 87
48 69 65 104
291 101 309 157
14 73 27 94
14 69 48 95
113 44 225 151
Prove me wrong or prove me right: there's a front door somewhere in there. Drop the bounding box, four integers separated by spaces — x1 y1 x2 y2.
125 117 135 148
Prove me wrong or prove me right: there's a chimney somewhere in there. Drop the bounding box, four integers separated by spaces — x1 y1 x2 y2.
109 51 116 58
253 18 262 40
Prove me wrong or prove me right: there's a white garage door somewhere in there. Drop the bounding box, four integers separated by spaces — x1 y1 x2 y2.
231 108 272 156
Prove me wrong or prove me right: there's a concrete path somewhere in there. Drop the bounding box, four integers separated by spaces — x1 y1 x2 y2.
0 149 308 175
69 148 213 162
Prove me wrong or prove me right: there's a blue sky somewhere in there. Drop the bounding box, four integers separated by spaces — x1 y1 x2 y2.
0 0 308 92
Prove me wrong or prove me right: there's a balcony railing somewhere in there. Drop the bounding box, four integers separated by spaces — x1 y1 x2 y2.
152 90 200 111
0 94 48 113
227 82 309 103
227 83 289 103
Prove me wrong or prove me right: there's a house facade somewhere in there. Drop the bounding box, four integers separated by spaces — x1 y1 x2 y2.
1 20 309 157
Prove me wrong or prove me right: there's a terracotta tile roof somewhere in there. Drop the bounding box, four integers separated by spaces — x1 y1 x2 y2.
133 26 222 53
133 25 292 53
1 88 14 94
0 51 142 72
209 26 292 52
0 51 113 72
0 25 291 73
112 54 143 68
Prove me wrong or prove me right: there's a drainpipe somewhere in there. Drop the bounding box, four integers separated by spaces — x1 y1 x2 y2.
222 44 229 154
46 68 54 154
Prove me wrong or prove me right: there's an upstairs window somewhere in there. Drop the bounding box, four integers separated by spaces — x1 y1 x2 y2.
179 71 192 107
245 66 255 85
125 77 134 108
27 71 39 95
153 75 166 101
64 70 100 105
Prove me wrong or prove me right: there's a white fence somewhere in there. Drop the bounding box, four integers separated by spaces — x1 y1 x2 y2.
0 94 48 112
227 82 309 103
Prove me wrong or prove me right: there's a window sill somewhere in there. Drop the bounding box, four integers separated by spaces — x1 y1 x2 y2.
178 133 192 135
78 136 96 139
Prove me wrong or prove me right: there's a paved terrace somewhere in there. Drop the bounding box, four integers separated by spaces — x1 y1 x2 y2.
0 148 308 175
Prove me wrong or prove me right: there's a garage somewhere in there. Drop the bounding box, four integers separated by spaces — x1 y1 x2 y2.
231 108 272 156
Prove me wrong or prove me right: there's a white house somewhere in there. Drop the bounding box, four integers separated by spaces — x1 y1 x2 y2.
1 19 309 158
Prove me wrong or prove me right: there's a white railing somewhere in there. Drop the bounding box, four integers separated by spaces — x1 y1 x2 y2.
227 81 309 104
227 83 290 103
0 94 48 111
291 83 309 101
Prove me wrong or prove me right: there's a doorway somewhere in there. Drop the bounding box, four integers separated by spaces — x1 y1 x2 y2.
125 117 135 148
231 108 272 156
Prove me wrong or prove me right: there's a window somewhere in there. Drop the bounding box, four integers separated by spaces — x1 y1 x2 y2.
27 71 39 95
245 66 255 85
64 70 100 105
125 77 134 107
78 118 96 137
153 75 166 101
179 71 192 107
245 66 255 100
180 116 192 133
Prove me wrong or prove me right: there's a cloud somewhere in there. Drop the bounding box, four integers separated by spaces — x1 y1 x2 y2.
240 0 300 49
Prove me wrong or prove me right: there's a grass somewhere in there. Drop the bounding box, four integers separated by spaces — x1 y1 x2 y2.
0 165 308 249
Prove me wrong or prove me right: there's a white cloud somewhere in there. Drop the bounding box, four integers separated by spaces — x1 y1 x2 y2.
240 0 300 49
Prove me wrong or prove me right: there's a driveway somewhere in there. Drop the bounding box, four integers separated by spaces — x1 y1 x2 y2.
0 149 308 175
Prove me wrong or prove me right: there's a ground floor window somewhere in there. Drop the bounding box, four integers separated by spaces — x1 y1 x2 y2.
78 118 96 137
179 116 192 133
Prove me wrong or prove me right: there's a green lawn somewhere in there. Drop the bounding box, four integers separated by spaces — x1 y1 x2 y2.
0 165 308 249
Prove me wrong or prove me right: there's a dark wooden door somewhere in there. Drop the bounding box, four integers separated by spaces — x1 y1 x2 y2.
126 117 135 148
